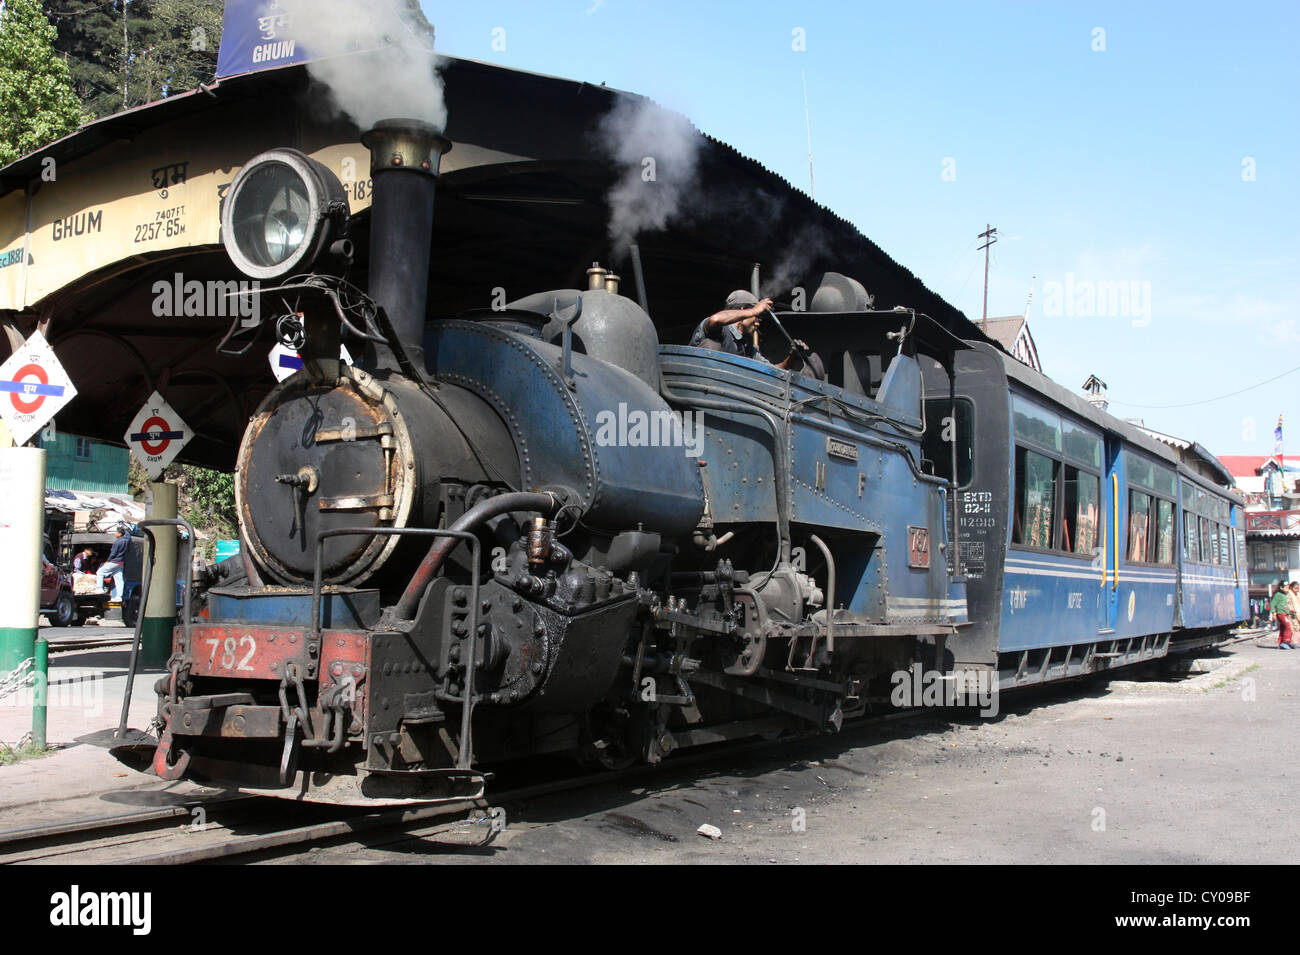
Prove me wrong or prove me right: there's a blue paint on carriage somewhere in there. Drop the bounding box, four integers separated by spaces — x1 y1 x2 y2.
999 550 1108 651
1174 480 1247 630
1178 563 1240 629
994 401 1186 652
1231 503 1247 622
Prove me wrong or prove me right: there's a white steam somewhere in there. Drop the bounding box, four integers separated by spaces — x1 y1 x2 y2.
761 223 832 298
597 97 701 257
273 0 446 130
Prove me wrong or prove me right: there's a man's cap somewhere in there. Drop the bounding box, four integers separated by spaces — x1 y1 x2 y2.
725 289 759 309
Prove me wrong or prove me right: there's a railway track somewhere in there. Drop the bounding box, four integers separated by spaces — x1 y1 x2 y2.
1 633 1258 864
0 709 935 865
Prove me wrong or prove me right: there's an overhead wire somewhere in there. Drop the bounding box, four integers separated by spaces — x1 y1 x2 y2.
1109 364 1300 410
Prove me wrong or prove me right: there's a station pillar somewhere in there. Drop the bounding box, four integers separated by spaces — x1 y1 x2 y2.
0 447 47 675
140 481 178 667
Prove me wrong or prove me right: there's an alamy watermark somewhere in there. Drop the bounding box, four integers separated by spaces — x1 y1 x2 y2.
1041 273 1151 327
890 667 999 717
593 402 705 459
3 669 103 717
152 273 260 325
49 885 150 935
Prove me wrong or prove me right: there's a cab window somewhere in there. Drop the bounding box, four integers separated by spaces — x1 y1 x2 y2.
921 398 973 486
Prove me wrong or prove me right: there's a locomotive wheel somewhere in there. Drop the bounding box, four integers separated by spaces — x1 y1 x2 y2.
588 740 637 772
578 707 638 771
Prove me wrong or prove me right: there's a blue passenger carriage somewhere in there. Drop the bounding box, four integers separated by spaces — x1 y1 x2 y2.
920 342 1246 690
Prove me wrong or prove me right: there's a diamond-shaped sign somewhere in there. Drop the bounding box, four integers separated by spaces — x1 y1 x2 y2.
269 342 354 382
125 391 192 480
0 330 77 446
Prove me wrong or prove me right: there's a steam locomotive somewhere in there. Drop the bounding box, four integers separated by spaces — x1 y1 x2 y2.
140 119 1244 805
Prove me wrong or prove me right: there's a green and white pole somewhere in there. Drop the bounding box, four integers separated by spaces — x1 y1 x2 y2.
33 635 48 749
0 446 47 676
141 481 178 667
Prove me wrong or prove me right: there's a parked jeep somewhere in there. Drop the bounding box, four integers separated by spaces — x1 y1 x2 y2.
40 547 108 627
56 528 181 627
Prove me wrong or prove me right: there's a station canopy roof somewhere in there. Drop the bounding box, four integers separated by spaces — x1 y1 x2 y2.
0 51 992 470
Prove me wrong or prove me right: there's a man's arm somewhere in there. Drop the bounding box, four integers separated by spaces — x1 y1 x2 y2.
701 297 774 332
774 339 809 371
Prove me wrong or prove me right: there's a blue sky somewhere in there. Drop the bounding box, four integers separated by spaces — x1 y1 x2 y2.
420 1 1299 459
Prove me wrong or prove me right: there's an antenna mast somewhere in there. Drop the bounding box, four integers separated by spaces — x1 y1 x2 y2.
977 224 998 328
802 70 815 200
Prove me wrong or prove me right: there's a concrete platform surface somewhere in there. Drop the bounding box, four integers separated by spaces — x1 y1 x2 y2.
0 640 217 834
0 636 1294 864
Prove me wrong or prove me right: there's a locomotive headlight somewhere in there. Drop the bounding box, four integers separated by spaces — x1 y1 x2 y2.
222 148 351 282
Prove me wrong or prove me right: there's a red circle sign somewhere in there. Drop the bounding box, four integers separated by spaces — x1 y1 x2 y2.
9 363 47 414
138 415 172 455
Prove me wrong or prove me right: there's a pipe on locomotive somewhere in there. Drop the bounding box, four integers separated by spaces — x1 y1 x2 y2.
394 491 561 620
359 118 452 371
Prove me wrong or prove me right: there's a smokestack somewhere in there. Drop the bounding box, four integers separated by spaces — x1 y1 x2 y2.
361 118 452 370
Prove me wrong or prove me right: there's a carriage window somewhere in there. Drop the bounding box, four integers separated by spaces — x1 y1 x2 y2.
1155 499 1174 564
921 398 973 486
1064 468 1099 555
1128 490 1152 562
1012 396 1061 451
1219 524 1231 565
1126 454 1155 492
1014 447 1058 549
1062 422 1101 468
1184 513 1200 563
1152 466 1177 498
1199 516 1212 564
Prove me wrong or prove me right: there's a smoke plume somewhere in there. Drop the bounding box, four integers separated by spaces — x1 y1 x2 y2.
597 96 701 257
761 223 832 298
274 0 447 131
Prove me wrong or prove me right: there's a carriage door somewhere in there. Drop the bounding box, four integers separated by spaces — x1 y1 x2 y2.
1101 436 1122 633
1230 503 1243 620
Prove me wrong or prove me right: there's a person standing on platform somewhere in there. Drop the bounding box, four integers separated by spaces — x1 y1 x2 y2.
1271 581 1295 648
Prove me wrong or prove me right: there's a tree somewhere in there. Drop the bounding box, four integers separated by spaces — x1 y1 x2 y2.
0 0 84 165
42 0 121 119
47 0 224 121
170 463 237 560
129 0 224 105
